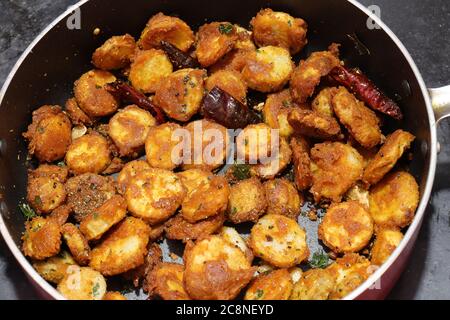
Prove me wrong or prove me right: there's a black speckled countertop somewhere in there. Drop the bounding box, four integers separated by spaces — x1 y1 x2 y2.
0 0 449 300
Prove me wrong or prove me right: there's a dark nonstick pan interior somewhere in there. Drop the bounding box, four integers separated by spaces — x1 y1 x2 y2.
0 0 432 298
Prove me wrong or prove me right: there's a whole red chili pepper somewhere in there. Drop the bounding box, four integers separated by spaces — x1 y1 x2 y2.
202 86 260 129
329 65 403 120
106 81 166 124
160 41 200 70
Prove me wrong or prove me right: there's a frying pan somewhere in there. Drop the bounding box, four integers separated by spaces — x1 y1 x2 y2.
0 0 449 300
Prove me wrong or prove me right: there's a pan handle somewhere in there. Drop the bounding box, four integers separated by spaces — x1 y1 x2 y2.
429 85 450 124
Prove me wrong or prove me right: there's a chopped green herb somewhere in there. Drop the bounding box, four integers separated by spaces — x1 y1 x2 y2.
309 250 330 269
287 20 293 27
232 163 251 181
95 84 103 89
56 161 66 167
92 282 100 297
284 166 295 182
19 203 36 220
255 289 264 299
37 127 45 134
231 207 238 215
282 100 291 108
183 75 190 84
218 23 234 35
34 196 42 207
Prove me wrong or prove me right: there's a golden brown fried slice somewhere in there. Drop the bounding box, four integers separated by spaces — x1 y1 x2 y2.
165 212 225 242
79 195 127 241
65 133 112 175
181 173 229 223
139 13 195 52
33 251 77 284
116 160 150 195
249 214 309 268
363 129 415 185
154 68 206 122
147 263 191 300
290 136 312 191
129 49 173 94
22 216 61 260
108 105 156 157
145 122 183 170
23 105 72 163
332 87 382 149
227 177 266 224
251 137 292 180
264 179 302 220
290 48 340 103
126 168 185 225
184 235 255 300
181 119 228 171
245 269 293 300
90 217 151 276
250 8 307 55
369 171 419 228
92 34 136 70
74 69 118 117
318 201 374 253
65 173 116 222
57 266 107 300
327 253 373 300
290 268 336 300
195 22 238 67
242 46 294 93
310 142 364 202
288 108 342 140
262 89 300 138
27 164 68 214
65 98 95 126
205 69 247 102
371 227 403 266
61 223 91 266
312 87 337 117
103 292 127 300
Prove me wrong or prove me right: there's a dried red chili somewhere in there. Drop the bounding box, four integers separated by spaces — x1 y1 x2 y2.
329 65 403 120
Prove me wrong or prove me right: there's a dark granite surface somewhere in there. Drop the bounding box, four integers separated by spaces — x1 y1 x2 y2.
0 0 449 300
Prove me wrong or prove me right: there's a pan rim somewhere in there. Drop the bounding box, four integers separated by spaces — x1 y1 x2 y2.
344 0 437 300
0 0 438 301
0 0 90 301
